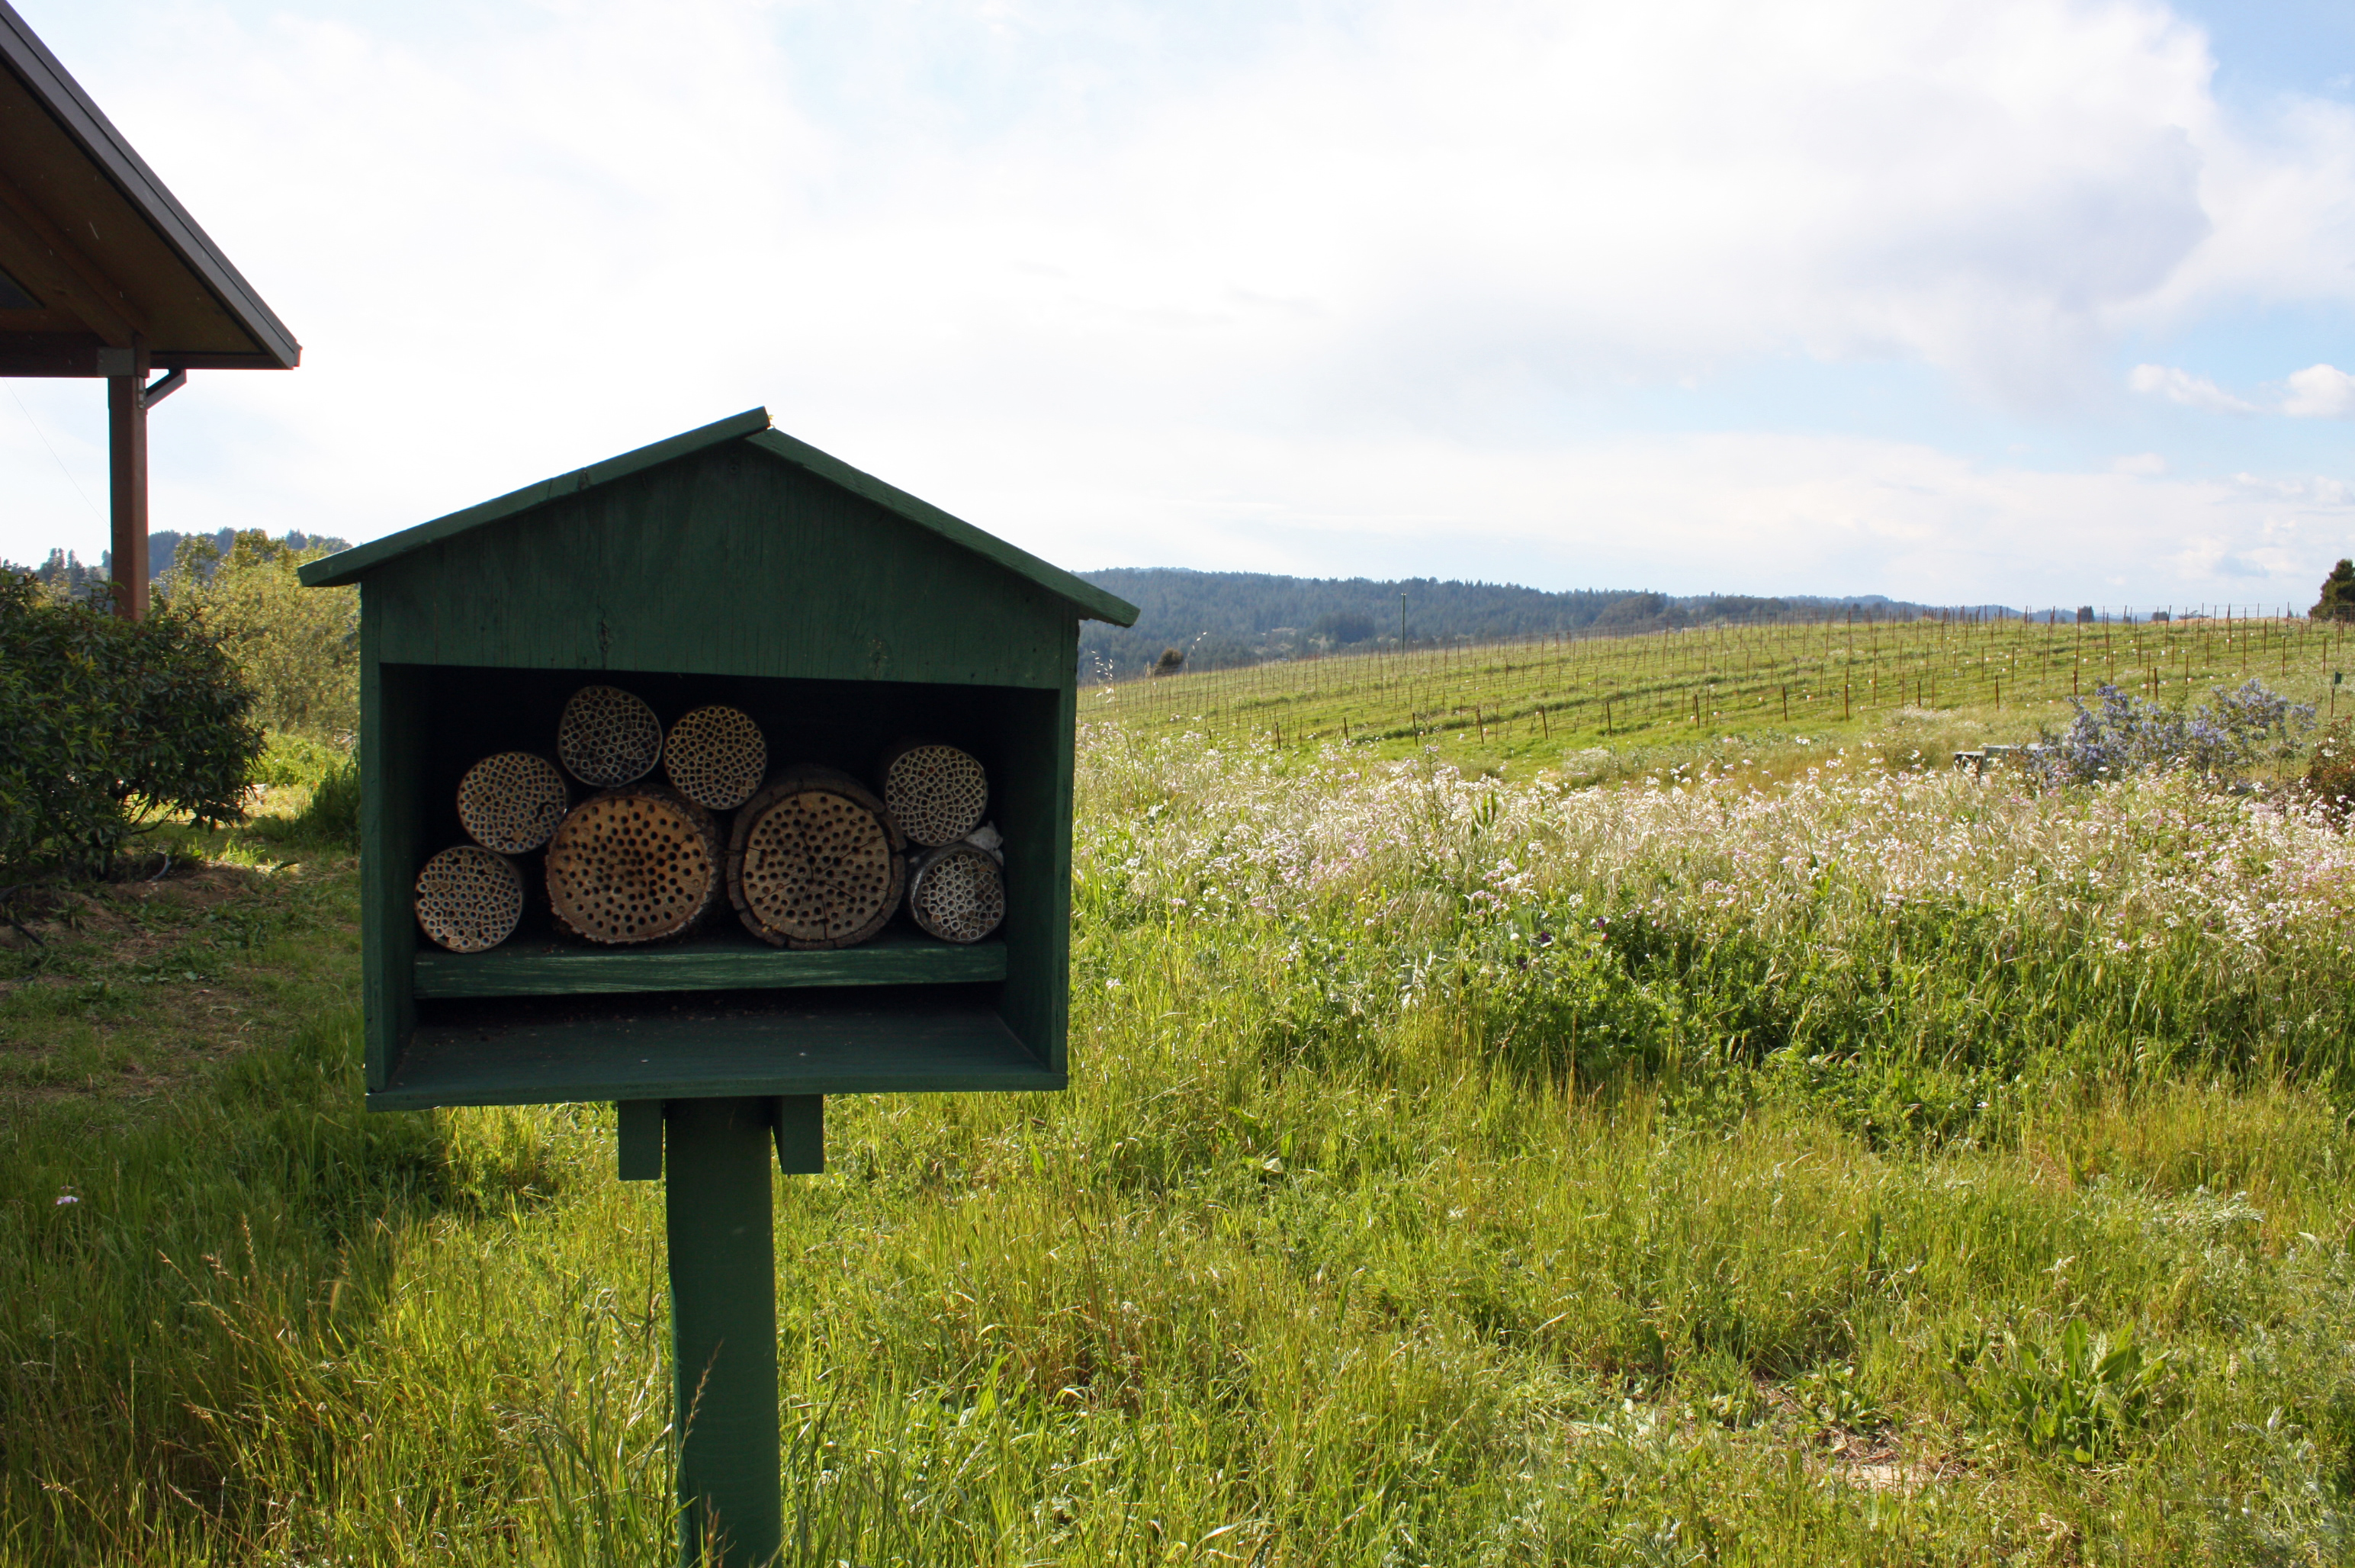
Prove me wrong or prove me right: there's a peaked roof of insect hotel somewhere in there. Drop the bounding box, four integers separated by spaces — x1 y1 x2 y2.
0 0 300 374
300 410 1139 669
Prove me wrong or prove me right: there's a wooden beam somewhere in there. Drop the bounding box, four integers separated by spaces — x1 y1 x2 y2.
0 166 144 346
108 336 147 619
0 326 97 374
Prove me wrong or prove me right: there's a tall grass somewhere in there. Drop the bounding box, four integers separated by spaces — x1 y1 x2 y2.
5 728 2355 1563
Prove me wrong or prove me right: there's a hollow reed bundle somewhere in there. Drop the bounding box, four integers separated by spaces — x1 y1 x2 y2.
905 842 1005 944
727 768 904 949
557 684 663 787
456 751 570 854
544 786 720 944
413 845 525 953
662 704 767 811
878 741 988 847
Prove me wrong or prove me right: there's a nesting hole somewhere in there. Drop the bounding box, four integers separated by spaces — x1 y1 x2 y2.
456 751 570 854
883 744 988 847
557 685 663 787
414 845 525 953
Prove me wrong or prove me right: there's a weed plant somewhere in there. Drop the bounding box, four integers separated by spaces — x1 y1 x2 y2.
2 729 2353 1563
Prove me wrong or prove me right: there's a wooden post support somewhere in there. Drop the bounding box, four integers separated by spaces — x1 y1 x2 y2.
665 1097 783 1568
106 338 150 619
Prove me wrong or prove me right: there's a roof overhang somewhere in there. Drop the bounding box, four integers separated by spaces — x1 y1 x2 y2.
0 0 298 375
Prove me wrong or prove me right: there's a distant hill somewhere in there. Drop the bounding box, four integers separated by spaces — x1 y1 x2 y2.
3 529 351 602
1073 568 2022 678
149 529 349 582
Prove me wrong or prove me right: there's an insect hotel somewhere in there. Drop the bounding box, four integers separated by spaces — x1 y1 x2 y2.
301 408 1137 1566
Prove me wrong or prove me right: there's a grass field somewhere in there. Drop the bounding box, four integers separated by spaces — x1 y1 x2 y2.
1101 609 2353 774
5 714 2355 1564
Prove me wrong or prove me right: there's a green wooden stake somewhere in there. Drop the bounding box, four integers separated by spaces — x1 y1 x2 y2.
665 1097 782 1568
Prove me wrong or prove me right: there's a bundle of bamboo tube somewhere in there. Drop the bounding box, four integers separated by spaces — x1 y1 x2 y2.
414 691 1007 954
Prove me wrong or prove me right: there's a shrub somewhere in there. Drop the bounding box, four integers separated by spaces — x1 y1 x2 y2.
0 572 263 875
2309 721 2355 817
2032 680 2315 786
2312 558 2355 622
160 531 358 738
291 757 361 847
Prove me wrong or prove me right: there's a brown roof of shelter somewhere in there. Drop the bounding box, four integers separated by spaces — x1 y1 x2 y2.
0 0 299 375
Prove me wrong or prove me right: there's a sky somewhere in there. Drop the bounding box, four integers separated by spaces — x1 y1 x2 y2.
4 0 2354 612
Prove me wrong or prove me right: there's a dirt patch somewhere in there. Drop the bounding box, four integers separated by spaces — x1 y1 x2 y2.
0 862 280 959
1820 1429 1956 1494
0 854 354 1110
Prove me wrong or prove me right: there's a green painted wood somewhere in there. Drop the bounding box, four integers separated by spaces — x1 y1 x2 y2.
359 616 422 1094
333 415 1097 1112
995 637 1076 1072
368 448 1084 688
663 1097 781 1568
741 429 1136 626
617 1099 663 1181
371 995 1058 1110
415 927 1006 1000
772 1095 822 1174
302 413 1142 632
299 410 773 587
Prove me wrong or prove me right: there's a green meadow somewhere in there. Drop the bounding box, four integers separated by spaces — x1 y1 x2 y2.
5 705 2355 1565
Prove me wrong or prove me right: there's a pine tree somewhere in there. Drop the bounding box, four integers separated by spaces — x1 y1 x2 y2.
2314 559 2355 622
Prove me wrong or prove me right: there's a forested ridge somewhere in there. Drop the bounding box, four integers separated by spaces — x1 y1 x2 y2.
1074 565 2003 676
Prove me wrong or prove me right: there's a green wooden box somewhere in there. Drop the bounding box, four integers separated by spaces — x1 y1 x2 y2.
300 409 1136 1112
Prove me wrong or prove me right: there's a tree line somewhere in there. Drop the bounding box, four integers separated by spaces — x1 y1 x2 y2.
1074 567 2016 678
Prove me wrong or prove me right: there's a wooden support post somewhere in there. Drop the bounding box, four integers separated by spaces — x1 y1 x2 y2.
665 1097 782 1568
106 338 150 619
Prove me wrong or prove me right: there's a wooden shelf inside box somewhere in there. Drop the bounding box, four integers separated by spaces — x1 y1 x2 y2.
378 987 1058 1109
413 925 1007 999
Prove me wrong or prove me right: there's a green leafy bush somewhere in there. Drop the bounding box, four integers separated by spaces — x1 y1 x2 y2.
0 571 263 875
251 731 352 791
2312 558 2355 622
161 531 358 738
2308 719 2355 817
291 757 361 847
1961 1320 2173 1462
1792 1360 1883 1432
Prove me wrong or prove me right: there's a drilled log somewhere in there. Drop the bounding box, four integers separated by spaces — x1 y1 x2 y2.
906 841 1005 944
557 684 663 787
544 786 721 944
727 768 904 949
876 741 988 847
662 704 767 811
456 750 570 854
414 845 525 953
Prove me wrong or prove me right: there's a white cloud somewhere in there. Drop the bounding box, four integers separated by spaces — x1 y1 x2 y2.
2232 471 2352 505
5 0 2355 607
908 419 2350 608
2283 362 2355 417
2112 451 2169 474
2127 363 2260 413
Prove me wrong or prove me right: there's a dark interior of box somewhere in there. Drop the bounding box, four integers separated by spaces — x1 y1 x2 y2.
381 664 1061 1101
